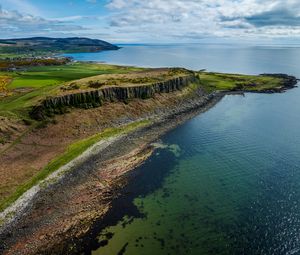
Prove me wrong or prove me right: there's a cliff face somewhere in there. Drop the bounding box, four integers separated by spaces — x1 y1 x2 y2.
31 74 197 120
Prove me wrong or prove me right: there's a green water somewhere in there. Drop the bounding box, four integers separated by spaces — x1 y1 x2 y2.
93 153 244 255
86 90 300 255
70 45 300 255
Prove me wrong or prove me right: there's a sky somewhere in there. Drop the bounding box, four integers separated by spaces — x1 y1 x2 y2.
1 0 300 44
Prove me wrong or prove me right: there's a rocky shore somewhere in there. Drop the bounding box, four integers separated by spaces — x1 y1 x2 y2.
251 73 298 93
0 84 222 254
0 72 297 255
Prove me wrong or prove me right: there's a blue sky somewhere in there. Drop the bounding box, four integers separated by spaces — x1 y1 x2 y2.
1 0 300 44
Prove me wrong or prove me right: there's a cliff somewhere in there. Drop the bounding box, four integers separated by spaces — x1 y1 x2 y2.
30 74 197 120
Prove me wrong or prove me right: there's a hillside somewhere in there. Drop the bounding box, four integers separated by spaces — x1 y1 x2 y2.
0 37 119 57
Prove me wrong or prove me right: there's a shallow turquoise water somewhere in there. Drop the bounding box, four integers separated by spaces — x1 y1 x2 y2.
67 45 300 254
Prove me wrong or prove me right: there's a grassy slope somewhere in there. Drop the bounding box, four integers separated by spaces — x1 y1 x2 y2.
0 120 150 212
0 63 143 118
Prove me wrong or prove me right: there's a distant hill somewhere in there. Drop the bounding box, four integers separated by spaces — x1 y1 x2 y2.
0 37 120 56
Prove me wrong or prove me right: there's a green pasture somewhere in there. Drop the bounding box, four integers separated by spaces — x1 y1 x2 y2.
0 62 142 118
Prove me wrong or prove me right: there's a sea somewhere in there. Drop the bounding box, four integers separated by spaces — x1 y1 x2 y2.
64 43 300 255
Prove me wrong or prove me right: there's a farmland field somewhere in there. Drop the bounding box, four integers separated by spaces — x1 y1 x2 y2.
0 62 142 118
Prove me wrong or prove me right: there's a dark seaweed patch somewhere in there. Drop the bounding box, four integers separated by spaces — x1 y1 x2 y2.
78 149 178 254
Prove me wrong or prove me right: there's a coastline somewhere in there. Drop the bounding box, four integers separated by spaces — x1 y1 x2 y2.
0 85 223 254
0 69 297 254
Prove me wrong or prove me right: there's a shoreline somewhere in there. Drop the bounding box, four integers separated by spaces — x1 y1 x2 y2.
0 71 298 254
0 86 223 254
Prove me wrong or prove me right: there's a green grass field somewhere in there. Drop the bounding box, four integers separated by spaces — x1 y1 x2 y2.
0 62 143 118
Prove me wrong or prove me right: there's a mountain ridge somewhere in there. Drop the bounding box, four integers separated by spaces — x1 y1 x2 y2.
0 37 119 55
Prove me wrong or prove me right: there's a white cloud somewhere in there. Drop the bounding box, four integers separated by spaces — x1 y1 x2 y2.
1 0 41 15
0 6 85 38
51 16 85 22
105 0 300 42
1 0 300 42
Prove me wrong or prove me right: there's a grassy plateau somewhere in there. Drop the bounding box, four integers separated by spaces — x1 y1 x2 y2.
0 62 142 119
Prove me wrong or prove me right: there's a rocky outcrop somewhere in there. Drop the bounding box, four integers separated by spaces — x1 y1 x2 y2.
30 74 197 120
258 73 298 93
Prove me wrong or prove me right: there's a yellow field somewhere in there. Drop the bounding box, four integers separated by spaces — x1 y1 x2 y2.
0 75 12 96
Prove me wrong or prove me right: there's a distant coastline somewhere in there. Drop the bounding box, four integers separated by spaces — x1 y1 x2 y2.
0 37 119 59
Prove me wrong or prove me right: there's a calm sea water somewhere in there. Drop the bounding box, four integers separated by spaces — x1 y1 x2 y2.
66 44 300 255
